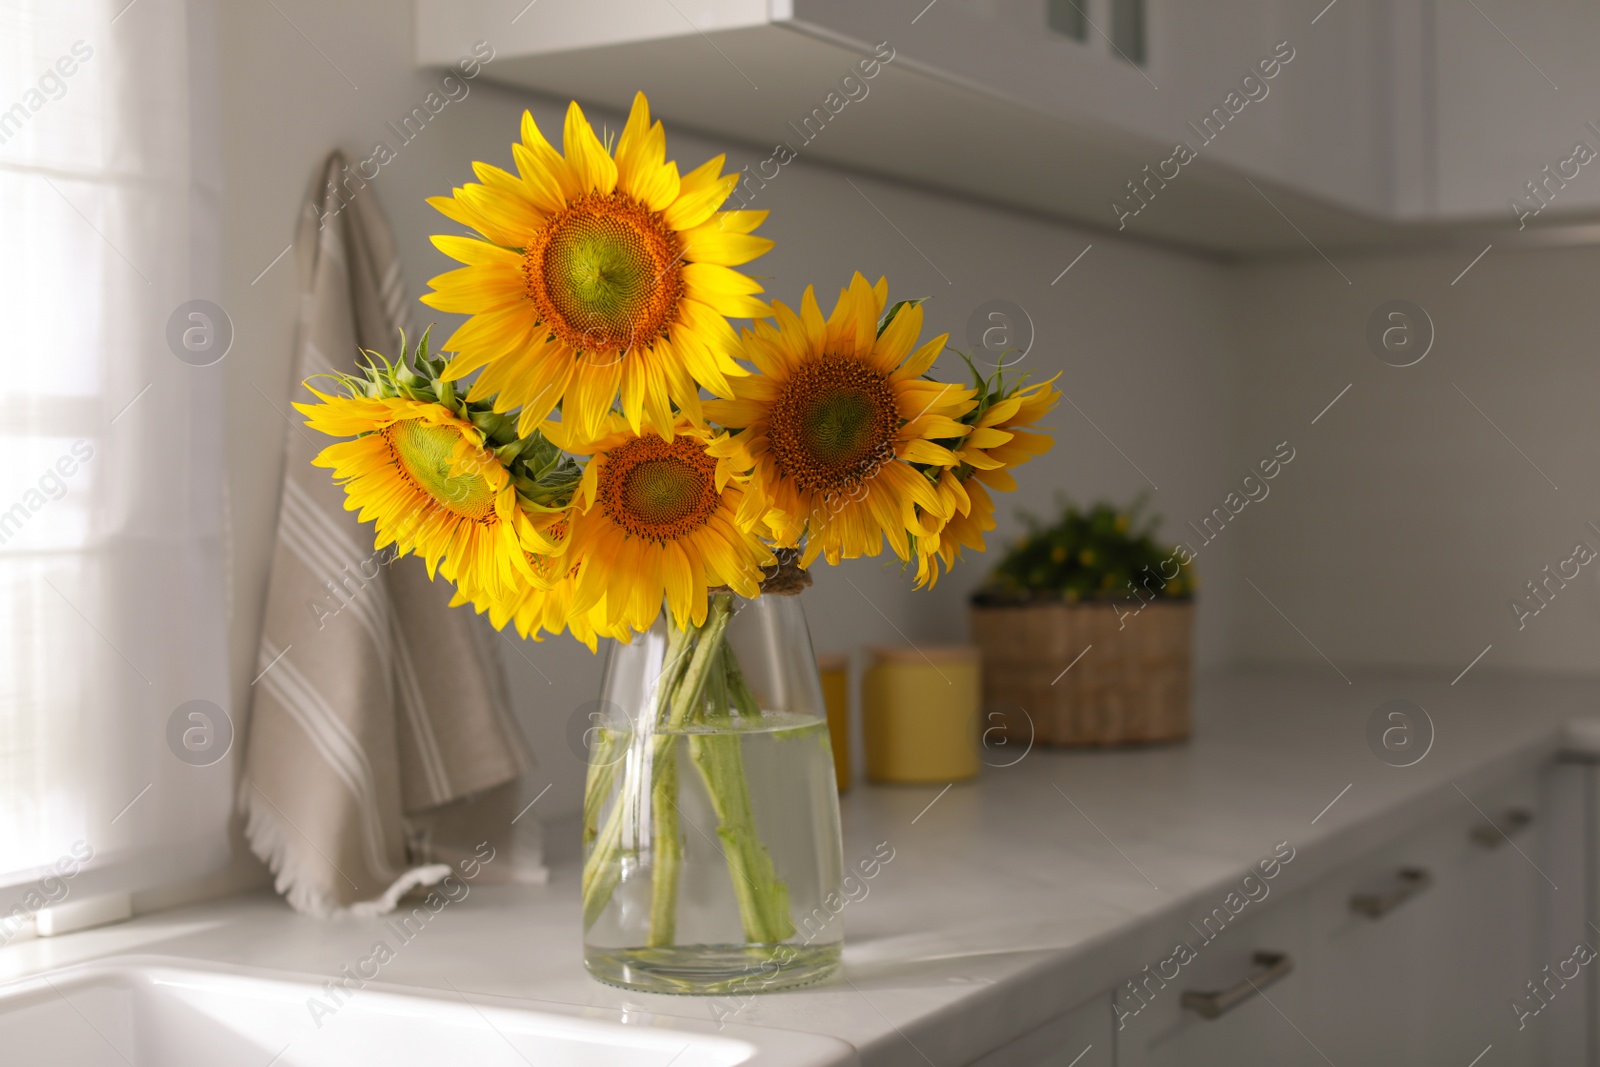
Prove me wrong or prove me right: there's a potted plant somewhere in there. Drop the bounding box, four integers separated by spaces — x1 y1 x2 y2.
970 498 1194 746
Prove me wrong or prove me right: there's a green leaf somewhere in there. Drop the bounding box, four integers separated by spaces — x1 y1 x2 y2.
877 297 927 337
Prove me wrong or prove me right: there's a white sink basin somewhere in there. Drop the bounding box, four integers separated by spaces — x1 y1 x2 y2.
0 956 856 1066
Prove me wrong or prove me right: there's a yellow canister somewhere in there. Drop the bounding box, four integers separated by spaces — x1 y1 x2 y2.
816 652 851 791
863 646 981 784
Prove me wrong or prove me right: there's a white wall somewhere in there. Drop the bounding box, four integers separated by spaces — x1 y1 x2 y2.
1232 241 1600 677
216 0 1246 836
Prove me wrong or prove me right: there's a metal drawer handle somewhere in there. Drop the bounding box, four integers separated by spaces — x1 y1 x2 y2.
1349 867 1432 918
1180 951 1293 1020
1471 809 1533 848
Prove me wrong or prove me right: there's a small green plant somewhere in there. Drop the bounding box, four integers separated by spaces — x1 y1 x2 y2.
975 496 1194 603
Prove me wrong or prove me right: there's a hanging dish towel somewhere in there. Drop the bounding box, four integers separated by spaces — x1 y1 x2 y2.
240 152 536 916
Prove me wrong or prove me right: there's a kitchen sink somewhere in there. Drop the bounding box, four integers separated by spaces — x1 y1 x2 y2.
0 956 856 1066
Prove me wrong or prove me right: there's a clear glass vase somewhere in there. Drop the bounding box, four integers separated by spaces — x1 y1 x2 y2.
581 589 845 995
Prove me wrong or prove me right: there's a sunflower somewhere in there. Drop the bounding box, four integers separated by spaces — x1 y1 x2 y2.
547 416 776 635
705 273 977 568
295 390 550 597
913 472 995 589
421 92 773 441
914 375 1061 587
958 376 1060 490
448 517 622 652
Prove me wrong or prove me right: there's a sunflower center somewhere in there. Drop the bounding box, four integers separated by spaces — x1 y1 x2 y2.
599 436 720 543
766 355 899 495
524 193 684 353
385 419 499 522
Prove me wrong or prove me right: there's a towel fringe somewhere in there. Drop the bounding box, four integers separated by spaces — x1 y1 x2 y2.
238 775 450 919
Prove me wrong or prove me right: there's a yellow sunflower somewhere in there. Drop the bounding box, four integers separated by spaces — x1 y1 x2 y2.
705 273 977 568
914 375 1061 588
449 518 622 652
421 92 773 441
295 390 551 596
959 376 1060 491
913 472 995 589
548 416 775 635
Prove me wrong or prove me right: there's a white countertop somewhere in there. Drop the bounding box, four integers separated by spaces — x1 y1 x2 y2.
6 668 1599 1066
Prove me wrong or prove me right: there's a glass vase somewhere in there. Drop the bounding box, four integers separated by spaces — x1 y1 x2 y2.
581 589 845 995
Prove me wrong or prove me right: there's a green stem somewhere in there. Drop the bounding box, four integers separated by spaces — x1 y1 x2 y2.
708 653 793 943
581 791 626 930
647 755 681 946
644 622 693 945
582 598 732 929
580 720 637 929
582 594 796 950
688 725 794 944
582 731 624 847
666 598 733 726
724 650 762 720
655 623 696 713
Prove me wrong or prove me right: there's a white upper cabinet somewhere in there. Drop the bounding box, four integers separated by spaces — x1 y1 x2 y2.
415 0 1596 252
1432 0 1600 226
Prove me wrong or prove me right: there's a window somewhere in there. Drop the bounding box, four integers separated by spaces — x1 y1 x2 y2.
0 0 231 921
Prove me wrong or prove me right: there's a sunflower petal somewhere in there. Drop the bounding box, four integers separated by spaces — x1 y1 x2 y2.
665 159 737 230
562 100 618 194
518 108 583 201
681 221 773 266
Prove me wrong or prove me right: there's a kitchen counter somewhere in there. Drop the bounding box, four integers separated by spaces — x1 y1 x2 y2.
6 668 1599 1066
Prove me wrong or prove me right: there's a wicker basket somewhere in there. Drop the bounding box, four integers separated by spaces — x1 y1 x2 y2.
969 599 1193 746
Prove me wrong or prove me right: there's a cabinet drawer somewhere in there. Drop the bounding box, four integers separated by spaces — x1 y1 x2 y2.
1113 873 1320 1067
1116 763 1575 1067
1305 769 1546 1066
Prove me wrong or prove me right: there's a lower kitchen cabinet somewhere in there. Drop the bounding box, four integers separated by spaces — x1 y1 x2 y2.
1532 760 1593 1063
967 992 1112 1067
1100 760 1589 1067
1303 768 1545 1065
1112 877 1319 1066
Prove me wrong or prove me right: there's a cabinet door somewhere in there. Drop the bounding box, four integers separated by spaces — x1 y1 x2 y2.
1304 768 1548 1066
1115 883 1322 1067
1117 763 1578 1067
965 992 1112 1067
1530 760 1591 1064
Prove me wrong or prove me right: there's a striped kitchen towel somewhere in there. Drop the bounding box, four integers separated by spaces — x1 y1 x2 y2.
240 152 536 916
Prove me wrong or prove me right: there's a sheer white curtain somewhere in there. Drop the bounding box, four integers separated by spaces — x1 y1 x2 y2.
0 0 230 903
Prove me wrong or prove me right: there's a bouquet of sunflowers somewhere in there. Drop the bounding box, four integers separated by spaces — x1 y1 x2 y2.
298 93 1059 986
